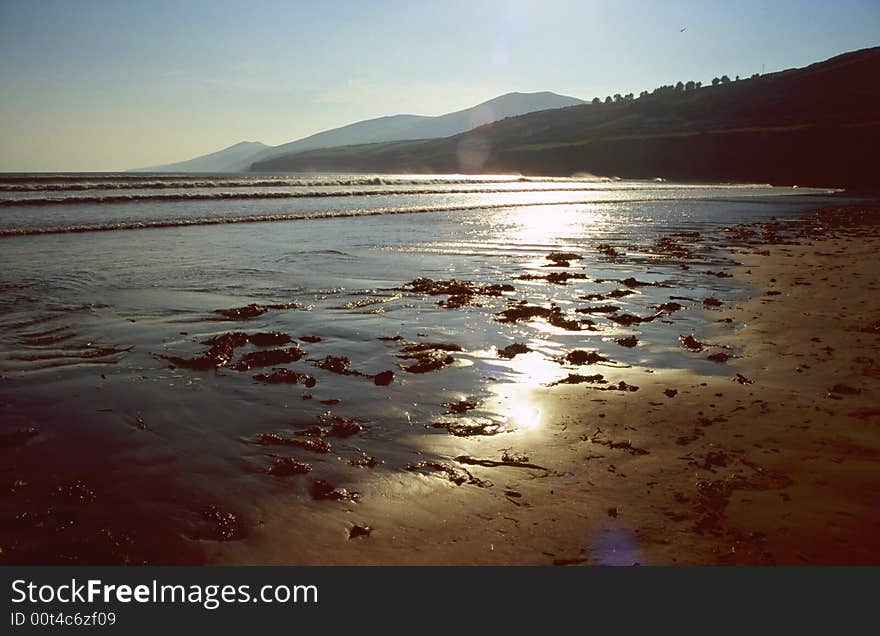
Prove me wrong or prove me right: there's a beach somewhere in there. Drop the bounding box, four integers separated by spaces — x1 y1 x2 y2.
214 210 880 565
1 175 877 565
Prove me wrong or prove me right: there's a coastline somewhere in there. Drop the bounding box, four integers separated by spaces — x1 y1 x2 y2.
216 209 880 566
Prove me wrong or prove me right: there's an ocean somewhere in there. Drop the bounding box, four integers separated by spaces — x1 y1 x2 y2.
0 173 854 563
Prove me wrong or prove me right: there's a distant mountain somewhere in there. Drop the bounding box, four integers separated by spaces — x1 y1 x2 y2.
131 141 270 173
129 92 584 173
248 47 880 189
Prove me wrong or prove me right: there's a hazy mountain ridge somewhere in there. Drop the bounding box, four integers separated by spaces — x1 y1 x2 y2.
131 141 271 173
249 47 880 189
130 92 584 173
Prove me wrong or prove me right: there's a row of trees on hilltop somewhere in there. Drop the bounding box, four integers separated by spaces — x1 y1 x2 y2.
590 72 762 105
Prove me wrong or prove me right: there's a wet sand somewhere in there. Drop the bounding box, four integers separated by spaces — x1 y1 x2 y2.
2 198 879 566
215 210 880 565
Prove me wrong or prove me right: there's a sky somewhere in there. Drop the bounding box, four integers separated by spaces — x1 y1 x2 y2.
0 0 878 172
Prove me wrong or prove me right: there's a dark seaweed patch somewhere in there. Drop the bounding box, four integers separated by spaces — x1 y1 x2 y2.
311 479 359 502
498 342 531 359
266 456 312 476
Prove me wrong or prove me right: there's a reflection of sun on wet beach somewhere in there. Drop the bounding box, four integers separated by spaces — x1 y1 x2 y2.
1 172 875 565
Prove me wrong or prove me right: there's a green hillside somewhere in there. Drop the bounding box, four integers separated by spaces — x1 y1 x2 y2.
250 47 880 188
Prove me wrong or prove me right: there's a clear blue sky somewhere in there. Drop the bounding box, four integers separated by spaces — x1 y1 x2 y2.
1 0 878 171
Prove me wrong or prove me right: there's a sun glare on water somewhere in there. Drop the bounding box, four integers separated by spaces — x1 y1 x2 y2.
511 204 597 244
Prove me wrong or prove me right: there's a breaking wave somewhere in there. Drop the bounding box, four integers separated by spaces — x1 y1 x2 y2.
0 199 607 236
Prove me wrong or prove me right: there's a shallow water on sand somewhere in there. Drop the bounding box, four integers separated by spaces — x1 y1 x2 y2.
0 173 853 563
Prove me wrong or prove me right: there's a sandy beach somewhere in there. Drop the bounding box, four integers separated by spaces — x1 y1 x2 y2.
2 186 878 566
194 206 880 566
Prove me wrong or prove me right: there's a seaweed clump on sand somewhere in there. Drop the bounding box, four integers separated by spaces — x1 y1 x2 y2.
405 461 491 487
312 355 358 376
311 479 359 502
653 302 686 313
680 335 705 352
562 350 609 365
251 432 331 453
202 505 247 541
707 352 732 363
615 335 638 348
587 430 649 455
444 399 479 414
266 456 312 476
233 346 306 371
213 302 298 320
498 342 531 359
398 342 462 374
349 452 383 468
549 373 607 386
576 304 620 314
607 312 660 326
496 302 583 331
432 418 510 437
253 368 316 387
404 278 514 309
516 271 588 285
650 236 693 259
320 415 365 438
582 289 636 301
544 251 583 267
158 331 303 371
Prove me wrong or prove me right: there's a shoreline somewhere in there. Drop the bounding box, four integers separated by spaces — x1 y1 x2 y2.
216 210 880 566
